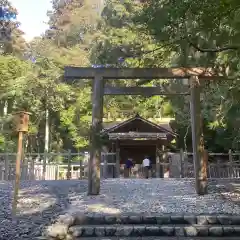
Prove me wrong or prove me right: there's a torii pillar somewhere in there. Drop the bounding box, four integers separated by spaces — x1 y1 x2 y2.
88 74 104 195
190 76 208 195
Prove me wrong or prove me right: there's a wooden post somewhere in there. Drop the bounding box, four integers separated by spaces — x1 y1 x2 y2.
203 150 208 179
67 150 71 180
55 164 59 180
71 165 74 179
162 145 167 177
115 141 120 178
12 131 23 215
103 154 108 178
189 76 207 195
30 155 35 180
88 74 104 195
155 143 160 178
4 153 9 180
157 147 163 178
217 159 221 178
180 148 184 178
79 156 84 179
12 111 30 216
21 141 27 180
43 151 47 180
229 149 233 178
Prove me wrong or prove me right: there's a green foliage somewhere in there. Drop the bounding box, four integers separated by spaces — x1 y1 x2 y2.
133 0 240 151
2 0 240 156
0 0 27 56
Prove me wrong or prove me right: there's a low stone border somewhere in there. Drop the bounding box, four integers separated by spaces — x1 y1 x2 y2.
46 224 240 239
44 214 240 239
60 213 240 226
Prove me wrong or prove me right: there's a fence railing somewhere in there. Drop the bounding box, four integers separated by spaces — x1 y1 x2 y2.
1 151 240 180
184 163 240 179
0 152 117 181
182 150 240 178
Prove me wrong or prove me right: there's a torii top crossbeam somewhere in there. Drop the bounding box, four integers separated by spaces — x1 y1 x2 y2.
64 66 224 80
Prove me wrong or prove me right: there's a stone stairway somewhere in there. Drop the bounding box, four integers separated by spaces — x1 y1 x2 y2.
45 214 240 239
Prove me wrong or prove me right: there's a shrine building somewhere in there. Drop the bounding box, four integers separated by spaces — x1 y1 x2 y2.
101 114 176 177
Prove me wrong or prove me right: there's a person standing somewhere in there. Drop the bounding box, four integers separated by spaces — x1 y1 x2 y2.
125 158 133 178
142 156 151 178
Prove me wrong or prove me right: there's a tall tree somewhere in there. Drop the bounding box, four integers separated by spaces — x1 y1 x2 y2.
27 0 104 152
135 0 240 151
0 1 27 56
90 0 174 119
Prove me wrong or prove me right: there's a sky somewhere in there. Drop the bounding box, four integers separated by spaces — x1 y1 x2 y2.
10 0 52 41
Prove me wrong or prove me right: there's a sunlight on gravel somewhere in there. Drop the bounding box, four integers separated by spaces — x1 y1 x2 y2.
87 204 121 214
17 183 57 215
67 179 240 215
18 194 56 215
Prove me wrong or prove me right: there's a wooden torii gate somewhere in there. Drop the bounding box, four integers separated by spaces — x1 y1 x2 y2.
64 67 224 196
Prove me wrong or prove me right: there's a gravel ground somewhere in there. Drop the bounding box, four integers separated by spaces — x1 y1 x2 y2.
1 179 240 239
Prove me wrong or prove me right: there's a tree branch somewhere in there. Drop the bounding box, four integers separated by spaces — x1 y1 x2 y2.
188 40 239 53
121 46 163 59
122 37 182 60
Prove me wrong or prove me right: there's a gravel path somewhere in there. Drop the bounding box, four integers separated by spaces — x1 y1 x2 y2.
1 179 240 239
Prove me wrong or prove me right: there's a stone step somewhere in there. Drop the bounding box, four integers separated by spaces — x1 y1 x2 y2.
70 214 240 226
67 224 240 238
66 236 240 240
37 237 240 240
46 214 240 239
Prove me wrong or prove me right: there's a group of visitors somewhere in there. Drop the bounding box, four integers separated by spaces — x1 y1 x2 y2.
125 156 151 178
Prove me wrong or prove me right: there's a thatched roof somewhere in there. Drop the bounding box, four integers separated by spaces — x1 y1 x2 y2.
102 114 175 137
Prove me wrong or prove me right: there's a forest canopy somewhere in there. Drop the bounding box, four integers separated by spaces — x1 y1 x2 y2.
1 0 240 157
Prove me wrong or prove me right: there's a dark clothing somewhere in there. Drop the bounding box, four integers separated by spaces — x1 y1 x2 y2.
144 166 150 178
125 159 133 169
125 159 133 178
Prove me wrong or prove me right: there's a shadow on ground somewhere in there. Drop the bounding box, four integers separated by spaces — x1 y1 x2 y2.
216 179 240 205
2 180 86 240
